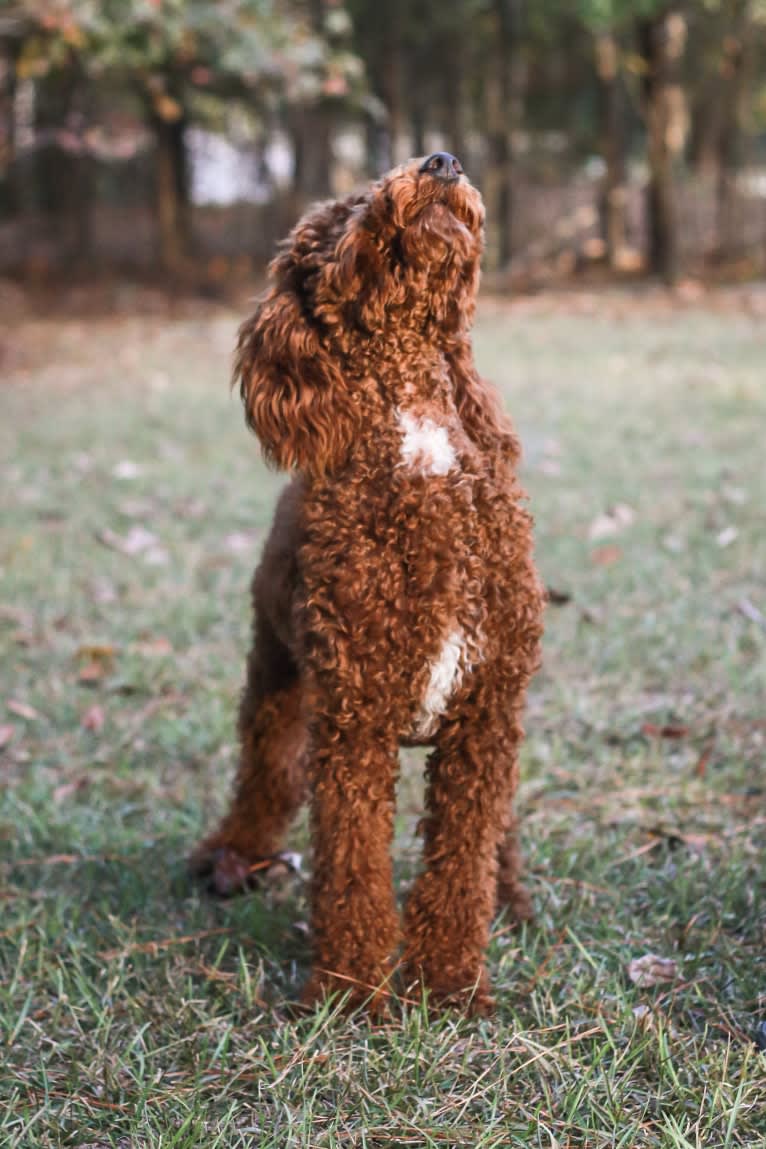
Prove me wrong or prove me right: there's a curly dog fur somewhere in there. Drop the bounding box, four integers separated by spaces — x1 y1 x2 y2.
191 155 545 1014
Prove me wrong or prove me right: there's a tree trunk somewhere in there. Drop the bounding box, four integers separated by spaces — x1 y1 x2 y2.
638 11 687 285
595 31 627 268
442 24 467 164
377 7 404 165
152 111 191 276
67 149 95 267
64 72 96 267
291 103 333 201
291 0 337 199
484 0 522 272
0 40 19 216
716 1 749 261
689 83 723 177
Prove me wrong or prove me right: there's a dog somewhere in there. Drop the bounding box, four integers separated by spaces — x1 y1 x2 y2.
192 152 544 1013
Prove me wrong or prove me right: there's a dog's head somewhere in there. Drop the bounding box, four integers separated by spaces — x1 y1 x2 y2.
235 155 485 475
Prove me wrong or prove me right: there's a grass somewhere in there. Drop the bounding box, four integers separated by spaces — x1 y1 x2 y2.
1 288 764 1146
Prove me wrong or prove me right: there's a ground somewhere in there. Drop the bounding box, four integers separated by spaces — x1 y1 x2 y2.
1 286 764 1147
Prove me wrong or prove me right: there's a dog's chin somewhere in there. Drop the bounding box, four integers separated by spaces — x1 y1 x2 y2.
401 200 479 270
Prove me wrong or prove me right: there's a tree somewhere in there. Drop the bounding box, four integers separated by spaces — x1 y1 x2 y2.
638 7 687 284
11 0 363 272
0 11 23 216
483 0 524 271
578 0 630 267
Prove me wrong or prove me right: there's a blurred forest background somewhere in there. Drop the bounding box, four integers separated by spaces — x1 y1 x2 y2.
1 0 766 289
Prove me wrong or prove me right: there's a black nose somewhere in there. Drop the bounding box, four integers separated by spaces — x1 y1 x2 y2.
419 152 464 181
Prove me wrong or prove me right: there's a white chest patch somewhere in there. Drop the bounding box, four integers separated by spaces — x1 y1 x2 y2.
413 628 467 739
397 410 457 476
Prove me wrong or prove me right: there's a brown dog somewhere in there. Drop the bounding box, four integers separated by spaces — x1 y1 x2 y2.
192 153 544 1013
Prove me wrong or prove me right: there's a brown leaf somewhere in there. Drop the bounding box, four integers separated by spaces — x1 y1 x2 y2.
591 545 622 566
78 661 106 685
81 704 105 732
694 748 712 778
7 700 39 720
642 723 689 739
546 587 572 606
627 954 679 987
53 778 88 804
133 637 173 657
0 724 14 748
76 643 116 662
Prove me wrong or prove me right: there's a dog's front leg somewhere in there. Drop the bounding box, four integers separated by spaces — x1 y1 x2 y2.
402 669 530 1015
300 717 401 1014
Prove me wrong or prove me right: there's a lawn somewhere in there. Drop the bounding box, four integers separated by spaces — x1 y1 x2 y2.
1 288 764 1147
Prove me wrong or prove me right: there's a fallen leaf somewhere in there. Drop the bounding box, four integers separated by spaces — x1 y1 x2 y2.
737 598 765 627
632 1004 653 1024
76 643 116 662
580 605 604 625
81 704 105 732
7 700 39 720
112 460 143 480
591 545 622 566
78 661 106 685
0 724 14 748
133 637 173 657
96 526 160 556
91 579 118 604
123 525 160 555
627 954 679 987
694 748 712 778
143 545 169 566
716 526 738 548
588 504 635 540
53 778 88 804
223 531 258 555
118 498 154 519
721 485 747 506
642 723 689 739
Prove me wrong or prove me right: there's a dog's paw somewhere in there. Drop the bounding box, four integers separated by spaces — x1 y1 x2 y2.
190 842 303 898
189 844 255 896
401 965 498 1020
298 970 393 1018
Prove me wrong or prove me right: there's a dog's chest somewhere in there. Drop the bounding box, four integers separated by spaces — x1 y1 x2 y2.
396 409 457 476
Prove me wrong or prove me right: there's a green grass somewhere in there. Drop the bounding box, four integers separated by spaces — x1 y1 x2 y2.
1 292 764 1146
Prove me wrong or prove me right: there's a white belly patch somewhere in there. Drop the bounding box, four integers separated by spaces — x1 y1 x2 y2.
397 410 456 476
413 628 468 738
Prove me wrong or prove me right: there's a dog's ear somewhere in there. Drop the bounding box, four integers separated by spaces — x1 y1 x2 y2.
447 339 520 467
315 206 398 332
234 287 359 476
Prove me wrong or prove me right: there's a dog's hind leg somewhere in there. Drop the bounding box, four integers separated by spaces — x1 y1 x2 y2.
495 813 534 925
190 602 308 897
